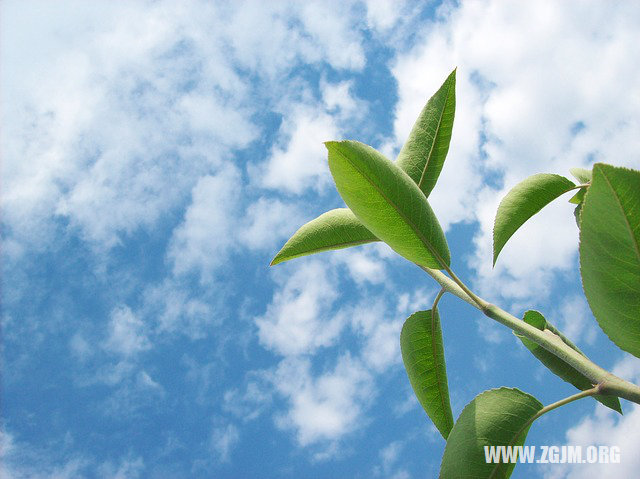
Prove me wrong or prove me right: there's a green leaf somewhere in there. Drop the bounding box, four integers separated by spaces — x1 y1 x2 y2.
573 202 583 228
439 388 543 479
270 208 377 266
580 163 640 358
400 309 454 439
570 167 592 184
326 140 450 269
568 168 590 214
568 187 586 205
515 311 622 413
493 174 576 266
396 69 456 198
271 72 456 267
521 309 546 330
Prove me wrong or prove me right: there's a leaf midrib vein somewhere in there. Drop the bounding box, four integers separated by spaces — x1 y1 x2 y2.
336 146 447 269
429 309 453 434
599 166 640 264
417 80 454 193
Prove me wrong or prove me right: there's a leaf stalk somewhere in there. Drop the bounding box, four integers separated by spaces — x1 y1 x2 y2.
419 265 640 406
510 386 599 448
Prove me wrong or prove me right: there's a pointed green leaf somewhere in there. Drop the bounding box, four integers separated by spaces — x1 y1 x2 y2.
580 163 640 357
515 311 622 413
270 208 377 266
396 69 456 198
493 174 576 266
570 167 592 184
400 309 454 439
440 388 543 479
568 169 590 213
326 140 450 269
271 73 457 267
568 187 586 205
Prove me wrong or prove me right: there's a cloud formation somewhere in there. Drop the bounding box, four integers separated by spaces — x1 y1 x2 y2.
542 356 640 479
388 0 640 304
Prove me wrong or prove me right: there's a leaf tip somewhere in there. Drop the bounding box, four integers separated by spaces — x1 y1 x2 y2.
269 252 284 266
614 402 623 415
270 248 288 266
492 238 501 267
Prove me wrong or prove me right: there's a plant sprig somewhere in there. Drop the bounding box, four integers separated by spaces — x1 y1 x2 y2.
270 69 640 478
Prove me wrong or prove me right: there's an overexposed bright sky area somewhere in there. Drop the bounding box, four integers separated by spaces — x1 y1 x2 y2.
2 1 640 477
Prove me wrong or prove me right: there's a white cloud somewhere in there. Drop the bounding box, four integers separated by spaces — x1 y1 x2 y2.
363 319 400 372
273 355 374 447
380 440 402 469
256 261 342 356
0 427 89 479
364 0 408 32
373 440 410 479
69 333 93 361
223 378 273 422
0 427 144 479
257 272 432 450
215 1 364 78
295 2 366 70
136 371 163 392
254 74 368 196
177 92 255 147
395 288 434 317
0 429 17 476
239 198 305 251
541 356 640 479
93 361 136 388
210 423 240 464
1 1 258 253
142 279 215 339
97 456 145 479
389 0 640 306
168 166 242 282
98 370 165 418
611 355 640 384
321 79 366 122
350 299 403 372
258 106 339 195
103 306 150 358
2 0 372 256
553 295 598 347
331 246 387 285
475 316 508 345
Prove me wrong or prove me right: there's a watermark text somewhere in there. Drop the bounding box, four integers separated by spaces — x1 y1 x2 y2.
484 445 621 464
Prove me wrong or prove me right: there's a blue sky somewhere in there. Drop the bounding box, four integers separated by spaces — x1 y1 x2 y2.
2 1 640 478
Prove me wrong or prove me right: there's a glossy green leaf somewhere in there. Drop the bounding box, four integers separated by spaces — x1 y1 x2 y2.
515 311 622 413
270 208 377 265
326 140 450 269
493 174 576 266
400 309 453 439
570 167 592 184
396 69 456 197
580 163 640 357
440 388 543 479
271 72 456 267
